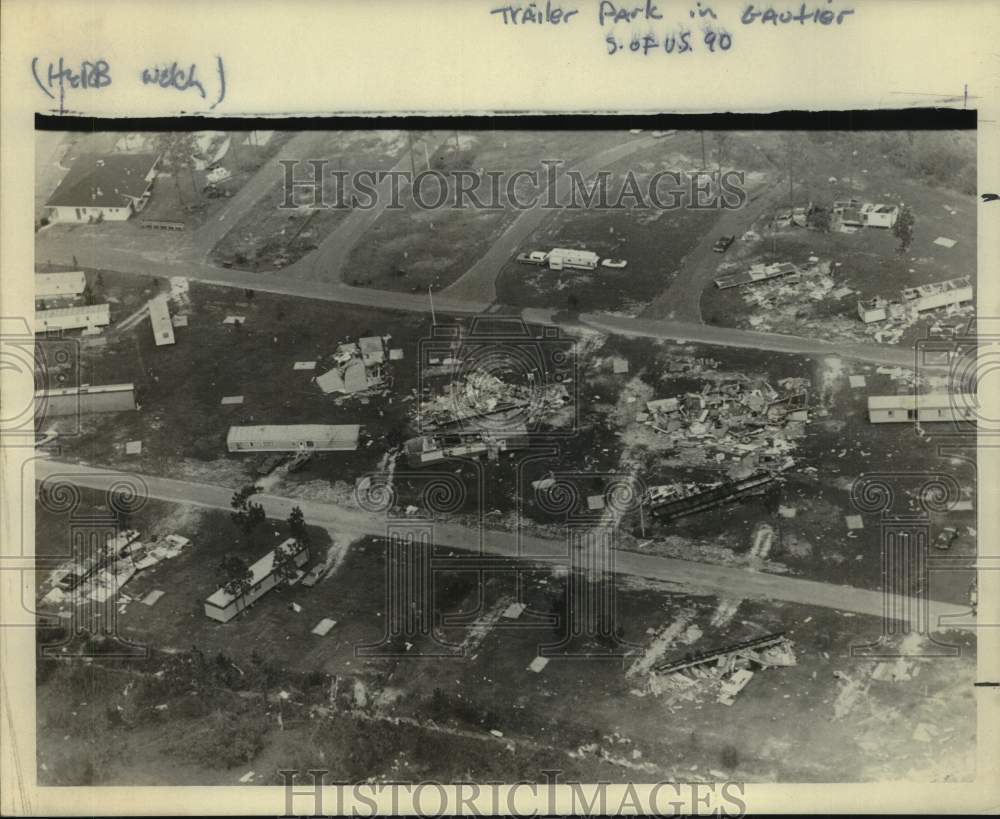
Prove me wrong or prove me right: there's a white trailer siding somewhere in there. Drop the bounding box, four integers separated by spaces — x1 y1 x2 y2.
34 303 111 333
547 248 599 271
227 424 361 453
204 539 309 622
149 296 175 346
35 271 87 300
901 278 973 313
868 394 978 423
35 382 136 417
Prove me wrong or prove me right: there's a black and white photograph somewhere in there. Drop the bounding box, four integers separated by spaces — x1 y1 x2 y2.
28 123 979 789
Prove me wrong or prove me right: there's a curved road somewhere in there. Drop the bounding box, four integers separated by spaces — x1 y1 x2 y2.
34 459 970 632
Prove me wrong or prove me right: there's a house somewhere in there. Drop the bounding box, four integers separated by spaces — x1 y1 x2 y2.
359 336 385 367
226 424 361 453
34 303 110 333
867 393 978 423
547 248 599 271
35 382 136 418
45 153 159 224
148 295 175 346
900 277 973 313
204 538 309 623
35 271 87 303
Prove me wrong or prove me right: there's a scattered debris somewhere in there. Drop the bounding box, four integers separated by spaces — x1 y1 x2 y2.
932 236 957 248
221 395 244 405
124 440 142 455
293 361 317 370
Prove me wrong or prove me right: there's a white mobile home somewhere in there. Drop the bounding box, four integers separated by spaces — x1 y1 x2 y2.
860 203 900 229
226 424 361 453
34 303 111 333
35 382 136 418
547 248 599 271
148 295 175 346
867 393 977 423
204 539 309 622
35 271 87 302
900 277 973 313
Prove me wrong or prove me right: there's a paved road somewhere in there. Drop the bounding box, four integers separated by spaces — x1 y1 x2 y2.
189 131 333 255
577 312 927 369
443 134 667 303
289 133 450 284
35 459 969 631
641 182 786 322
35 229 941 369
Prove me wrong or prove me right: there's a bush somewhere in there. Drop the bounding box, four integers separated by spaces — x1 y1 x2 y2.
720 744 740 769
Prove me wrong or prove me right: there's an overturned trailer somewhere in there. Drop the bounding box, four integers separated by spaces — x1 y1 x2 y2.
647 471 778 521
654 631 794 674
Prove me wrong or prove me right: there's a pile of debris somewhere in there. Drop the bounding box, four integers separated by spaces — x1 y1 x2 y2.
638 377 810 470
418 370 570 432
649 632 797 708
316 336 389 397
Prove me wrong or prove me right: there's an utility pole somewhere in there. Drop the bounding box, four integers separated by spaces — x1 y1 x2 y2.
701 131 707 169
407 131 416 178
428 285 437 326
423 140 430 171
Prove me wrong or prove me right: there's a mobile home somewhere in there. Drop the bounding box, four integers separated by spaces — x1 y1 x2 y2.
35 382 137 418
34 303 111 333
867 393 978 423
148 295 175 346
547 248 599 271
226 424 361 453
204 539 309 622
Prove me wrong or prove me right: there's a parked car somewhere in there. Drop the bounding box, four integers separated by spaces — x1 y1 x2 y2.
601 258 628 269
516 251 549 265
712 235 735 253
934 527 959 550
651 130 676 138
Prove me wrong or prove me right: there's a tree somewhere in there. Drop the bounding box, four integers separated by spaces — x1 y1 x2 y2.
230 485 265 538
287 506 309 545
218 554 253 613
271 539 302 587
154 133 201 207
81 282 96 305
893 205 915 254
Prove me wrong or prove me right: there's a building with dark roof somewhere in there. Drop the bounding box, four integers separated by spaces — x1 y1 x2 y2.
45 153 159 223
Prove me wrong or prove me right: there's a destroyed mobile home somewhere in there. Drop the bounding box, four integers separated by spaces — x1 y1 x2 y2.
639 377 810 473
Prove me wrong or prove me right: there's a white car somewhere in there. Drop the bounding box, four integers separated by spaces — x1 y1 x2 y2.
601 258 628 269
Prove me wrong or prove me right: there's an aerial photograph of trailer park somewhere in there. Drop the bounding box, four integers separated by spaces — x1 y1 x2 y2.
30 124 978 785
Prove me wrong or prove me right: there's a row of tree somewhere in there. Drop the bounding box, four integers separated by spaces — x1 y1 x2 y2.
217 486 312 612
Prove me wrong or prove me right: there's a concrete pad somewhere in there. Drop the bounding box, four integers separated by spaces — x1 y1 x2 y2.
845 515 864 531
933 237 957 248
587 495 606 511
849 375 866 388
611 357 629 374
222 315 246 325
311 618 337 636
221 395 244 405
125 440 142 455
294 361 317 370
171 315 189 327
528 656 549 673
389 348 404 361
142 590 165 606
502 602 526 620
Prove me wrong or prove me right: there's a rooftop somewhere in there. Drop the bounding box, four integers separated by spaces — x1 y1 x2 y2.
46 153 159 209
205 538 304 608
